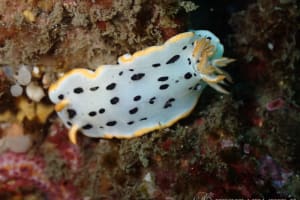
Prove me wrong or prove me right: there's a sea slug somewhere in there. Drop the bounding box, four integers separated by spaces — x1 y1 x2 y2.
48 30 234 143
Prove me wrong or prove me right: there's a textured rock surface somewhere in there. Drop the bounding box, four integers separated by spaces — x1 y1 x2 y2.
0 0 299 199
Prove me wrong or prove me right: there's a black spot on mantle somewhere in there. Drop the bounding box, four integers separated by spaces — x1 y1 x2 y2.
90 86 99 91
66 109 76 119
106 121 117 126
163 98 175 109
131 73 145 81
129 107 138 114
149 97 156 104
152 63 161 68
110 97 119 105
82 124 93 130
73 87 84 94
157 76 169 82
166 55 180 64
159 84 169 90
106 83 116 90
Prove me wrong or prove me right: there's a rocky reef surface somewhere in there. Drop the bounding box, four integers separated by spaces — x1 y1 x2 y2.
0 0 299 199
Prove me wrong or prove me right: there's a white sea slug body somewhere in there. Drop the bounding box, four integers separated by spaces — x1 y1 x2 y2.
48 30 234 143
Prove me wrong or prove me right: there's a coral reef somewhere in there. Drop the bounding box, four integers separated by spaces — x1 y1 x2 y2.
0 0 299 199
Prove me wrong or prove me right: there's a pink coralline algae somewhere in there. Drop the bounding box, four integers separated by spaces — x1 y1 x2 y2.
266 97 285 111
47 123 82 171
0 152 80 200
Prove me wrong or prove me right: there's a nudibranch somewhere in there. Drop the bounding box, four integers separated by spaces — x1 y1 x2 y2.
48 30 234 144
